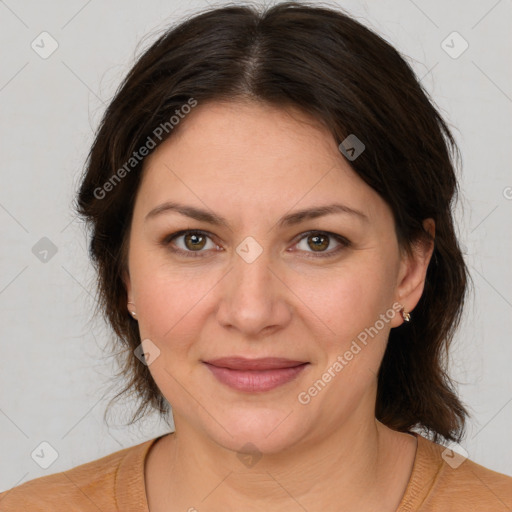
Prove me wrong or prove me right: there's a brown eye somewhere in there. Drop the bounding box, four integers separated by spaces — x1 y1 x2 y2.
294 231 350 258
307 233 330 252
162 230 218 258
162 229 349 260
183 232 207 251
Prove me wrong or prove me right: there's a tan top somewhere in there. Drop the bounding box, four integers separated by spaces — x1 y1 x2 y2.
1 432 511 511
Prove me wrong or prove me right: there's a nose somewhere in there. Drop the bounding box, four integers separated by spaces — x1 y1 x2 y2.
215 247 292 338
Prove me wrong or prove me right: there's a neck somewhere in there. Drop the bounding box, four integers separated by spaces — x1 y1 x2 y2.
146 413 417 511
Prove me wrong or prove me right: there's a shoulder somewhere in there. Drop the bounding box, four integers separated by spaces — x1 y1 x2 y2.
404 434 512 511
433 454 512 509
0 438 157 511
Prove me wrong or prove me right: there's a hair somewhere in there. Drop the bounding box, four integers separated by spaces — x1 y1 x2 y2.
76 1 469 443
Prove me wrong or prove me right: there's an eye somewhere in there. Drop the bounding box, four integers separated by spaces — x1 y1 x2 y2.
161 229 350 259
162 230 220 258
292 231 350 258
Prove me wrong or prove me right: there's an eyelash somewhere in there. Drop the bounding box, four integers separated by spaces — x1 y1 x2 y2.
160 229 351 259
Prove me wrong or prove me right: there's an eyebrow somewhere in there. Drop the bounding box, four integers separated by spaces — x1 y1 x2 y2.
145 201 369 227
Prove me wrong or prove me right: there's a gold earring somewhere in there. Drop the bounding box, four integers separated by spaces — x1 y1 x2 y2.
400 305 411 323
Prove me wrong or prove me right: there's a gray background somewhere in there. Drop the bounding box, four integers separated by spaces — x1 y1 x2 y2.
1 0 511 491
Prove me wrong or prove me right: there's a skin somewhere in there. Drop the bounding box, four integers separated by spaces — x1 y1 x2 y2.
124 100 435 511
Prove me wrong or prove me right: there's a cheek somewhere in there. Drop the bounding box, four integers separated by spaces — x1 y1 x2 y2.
292 257 397 345
134 262 218 347
295 262 397 407
131 260 220 401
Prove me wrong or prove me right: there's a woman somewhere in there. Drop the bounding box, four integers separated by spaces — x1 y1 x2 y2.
1 2 511 510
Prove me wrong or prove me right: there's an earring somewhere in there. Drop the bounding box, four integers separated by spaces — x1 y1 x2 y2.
128 301 137 318
400 305 411 323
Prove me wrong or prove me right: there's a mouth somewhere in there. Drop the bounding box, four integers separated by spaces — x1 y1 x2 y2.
202 357 310 392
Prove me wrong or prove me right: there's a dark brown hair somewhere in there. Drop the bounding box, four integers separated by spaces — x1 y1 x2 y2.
76 1 469 443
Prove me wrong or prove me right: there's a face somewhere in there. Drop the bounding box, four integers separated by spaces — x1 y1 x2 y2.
125 100 431 454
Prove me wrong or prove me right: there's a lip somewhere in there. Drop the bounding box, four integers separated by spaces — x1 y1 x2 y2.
203 357 310 392
204 357 308 370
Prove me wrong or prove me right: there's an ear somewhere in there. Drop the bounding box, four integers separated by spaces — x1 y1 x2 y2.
123 269 134 314
391 219 435 327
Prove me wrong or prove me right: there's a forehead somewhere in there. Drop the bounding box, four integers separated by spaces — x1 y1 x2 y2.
136 101 389 226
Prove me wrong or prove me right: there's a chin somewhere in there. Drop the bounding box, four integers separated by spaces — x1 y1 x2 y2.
205 406 312 456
